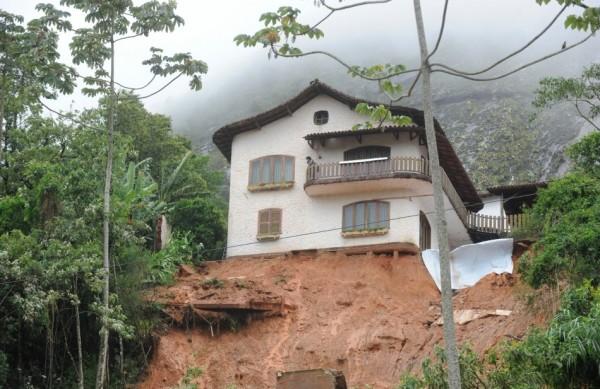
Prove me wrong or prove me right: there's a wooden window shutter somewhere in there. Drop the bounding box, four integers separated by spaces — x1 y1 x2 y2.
258 208 282 238
270 209 282 235
258 210 270 235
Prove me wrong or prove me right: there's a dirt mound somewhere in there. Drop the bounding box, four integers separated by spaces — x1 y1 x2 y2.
140 247 539 389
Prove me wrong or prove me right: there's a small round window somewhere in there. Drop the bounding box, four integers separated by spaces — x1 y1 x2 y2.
313 110 329 125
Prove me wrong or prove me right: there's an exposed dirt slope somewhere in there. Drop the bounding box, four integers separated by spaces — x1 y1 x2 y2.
140 248 540 389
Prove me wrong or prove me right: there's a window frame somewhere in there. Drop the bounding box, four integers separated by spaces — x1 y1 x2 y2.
313 110 329 125
343 146 391 162
257 208 282 240
248 155 295 190
419 211 431 250
342 200 390 236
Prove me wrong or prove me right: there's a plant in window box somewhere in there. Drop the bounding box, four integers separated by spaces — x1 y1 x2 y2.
341 227 389 238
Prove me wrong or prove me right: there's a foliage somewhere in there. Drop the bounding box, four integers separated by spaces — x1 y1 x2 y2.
202 278 225 289
396 344 486 389
488 282 600 388
0 92 223 388
0 351 7 389
234 6 411 130
519 132 600 287
536 0 600 32
398 283 600 388
146 233 195 285
169 196 227 259
567 130 600 176
171 366 203 389
534 63 600 131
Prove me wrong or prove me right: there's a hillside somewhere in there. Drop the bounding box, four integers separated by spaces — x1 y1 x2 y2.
140 245 543 388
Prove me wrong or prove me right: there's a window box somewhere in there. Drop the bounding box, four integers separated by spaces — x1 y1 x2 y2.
256 233 281 241
248 181 294 192
342 228 389 238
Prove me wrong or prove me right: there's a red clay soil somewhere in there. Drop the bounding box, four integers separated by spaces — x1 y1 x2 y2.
139 246 542 389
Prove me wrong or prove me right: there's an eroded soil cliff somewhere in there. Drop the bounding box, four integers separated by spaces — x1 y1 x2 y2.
140 247 541 389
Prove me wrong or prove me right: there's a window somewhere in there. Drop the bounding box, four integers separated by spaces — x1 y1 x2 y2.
344 146 391 161
313 110 329 125
420 211 431 250
257 208 282 240
342 200 390 233
249 155 294 189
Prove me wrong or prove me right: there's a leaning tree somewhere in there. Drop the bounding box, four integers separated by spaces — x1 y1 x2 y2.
36 1 207 387
235 1 599 387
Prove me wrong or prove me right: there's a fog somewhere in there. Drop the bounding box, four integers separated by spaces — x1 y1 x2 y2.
2 0 599 144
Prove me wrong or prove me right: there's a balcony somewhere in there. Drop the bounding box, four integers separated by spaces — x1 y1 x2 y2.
306 156 429 188
305 156 470 225
467 212 529 242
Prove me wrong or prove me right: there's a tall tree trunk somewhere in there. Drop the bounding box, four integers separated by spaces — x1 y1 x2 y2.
0 93 5 166
47 303 55 389
412 1 461 388
74 278 84 389
95 36 115 389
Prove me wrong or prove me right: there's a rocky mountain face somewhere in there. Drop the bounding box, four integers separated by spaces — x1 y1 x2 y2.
172 54 593 191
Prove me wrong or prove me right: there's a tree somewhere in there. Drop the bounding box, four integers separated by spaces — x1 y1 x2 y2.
534 63 600 131
234 1 599 387
0 8 74 191
47 1 207 387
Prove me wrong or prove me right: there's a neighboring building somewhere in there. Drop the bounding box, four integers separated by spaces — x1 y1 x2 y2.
213 80 486 258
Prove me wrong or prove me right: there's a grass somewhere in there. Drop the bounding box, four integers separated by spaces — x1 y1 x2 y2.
201 277 224 289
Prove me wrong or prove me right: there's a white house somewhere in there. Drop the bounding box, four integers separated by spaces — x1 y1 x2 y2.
213 80 484 258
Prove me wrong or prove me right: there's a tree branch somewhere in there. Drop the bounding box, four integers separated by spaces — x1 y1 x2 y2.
575 99 600 131
75 72 158 91
37 98 103 131
270 45 420 81
135 72 184 100
432 32 595 81
115 74 157 91
319 0 392 11
393 70 422 102
430 5 568 76
113 33 143 43
426 0 449 61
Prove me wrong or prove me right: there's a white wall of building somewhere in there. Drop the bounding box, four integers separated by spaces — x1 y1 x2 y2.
478 195 504 218
225 95 472 257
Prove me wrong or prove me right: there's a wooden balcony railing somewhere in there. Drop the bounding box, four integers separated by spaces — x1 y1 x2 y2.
467 212 529 235
306 156 430 182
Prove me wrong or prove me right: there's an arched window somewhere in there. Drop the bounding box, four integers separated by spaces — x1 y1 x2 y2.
257 208 282 240
344 146 391 161
342 200 390 232
249 155 295 187
314 110 329 125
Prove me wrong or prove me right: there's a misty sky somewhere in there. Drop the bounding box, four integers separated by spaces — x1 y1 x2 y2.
2 0 598 130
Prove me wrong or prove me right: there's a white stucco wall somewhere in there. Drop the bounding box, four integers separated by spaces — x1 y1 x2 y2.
225 95 472 257
477 195 504 218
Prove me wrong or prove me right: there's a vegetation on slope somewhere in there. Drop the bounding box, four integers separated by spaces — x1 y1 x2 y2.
400 131 600 388
0 96 226 388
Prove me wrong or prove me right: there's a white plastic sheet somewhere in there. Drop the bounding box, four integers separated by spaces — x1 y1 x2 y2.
422 238 514 291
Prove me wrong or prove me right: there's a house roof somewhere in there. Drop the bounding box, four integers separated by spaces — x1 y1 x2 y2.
487 182 547 196
212 80 481 210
